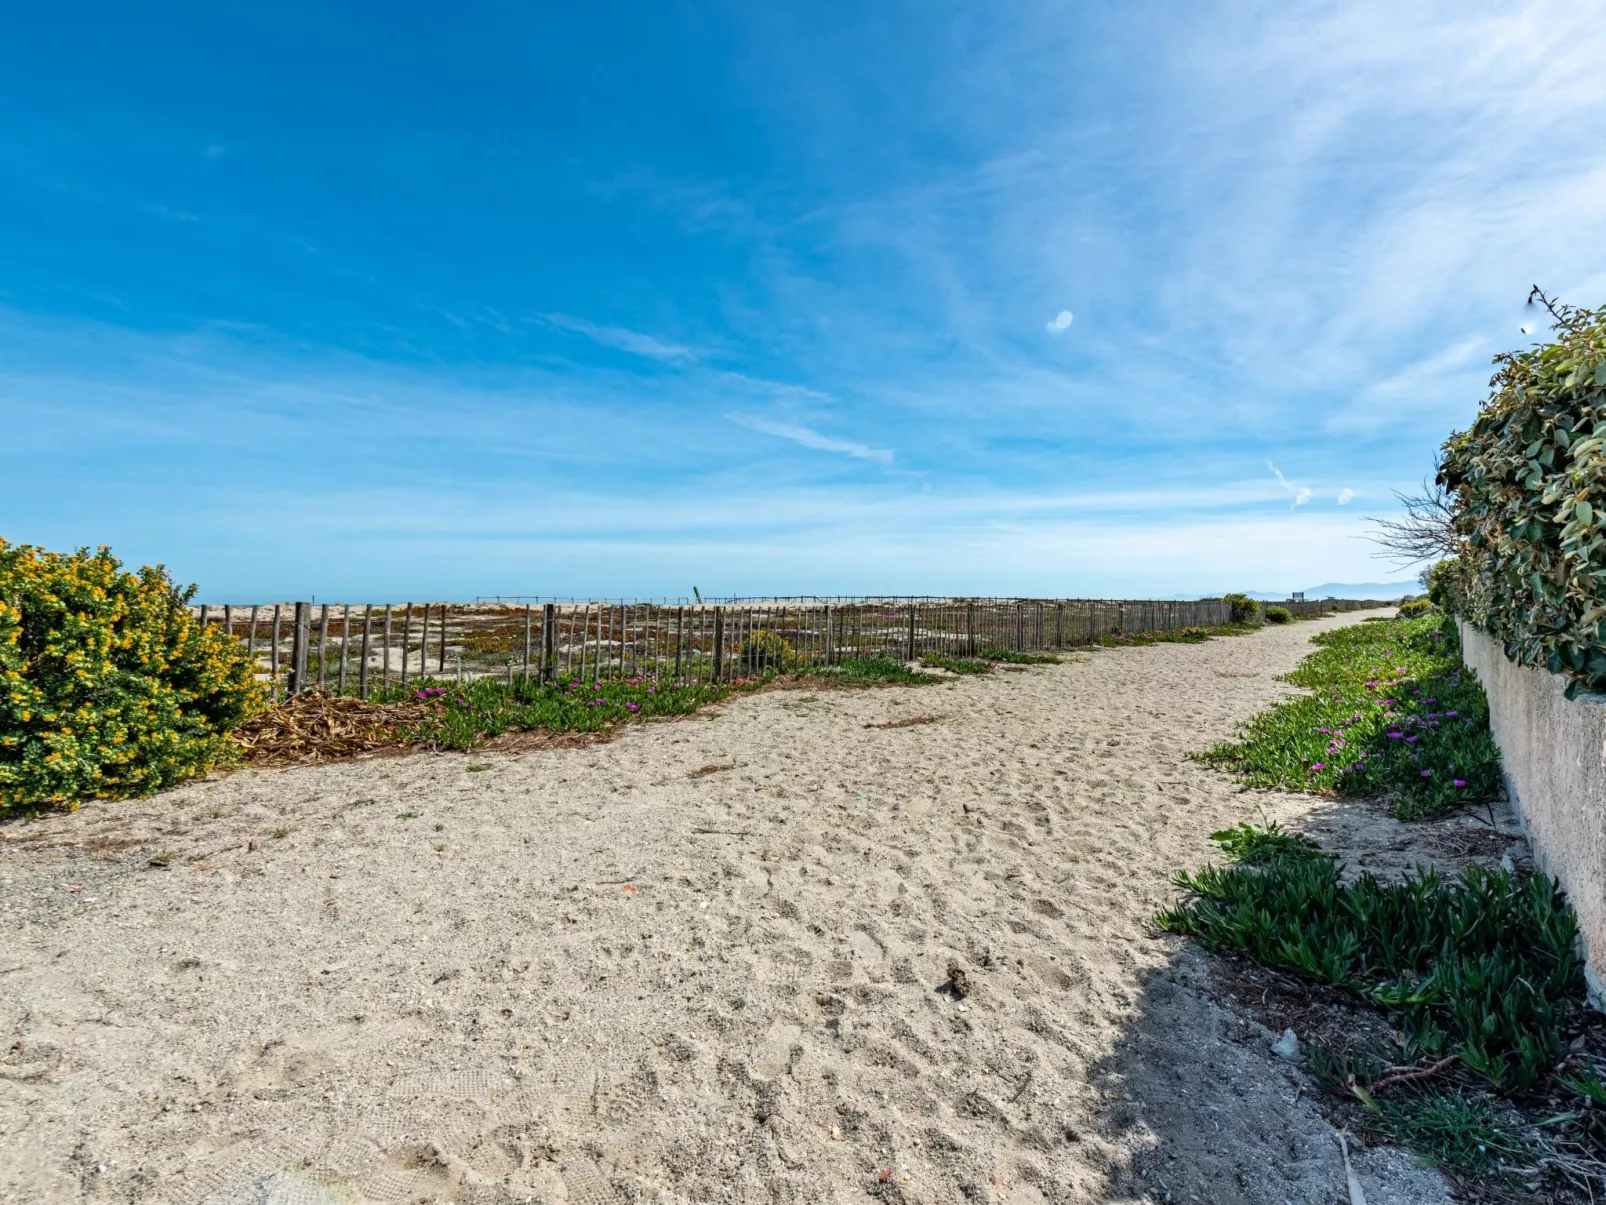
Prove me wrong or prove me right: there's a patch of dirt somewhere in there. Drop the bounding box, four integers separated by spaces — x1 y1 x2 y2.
478 727 616 755
1206 953 1399 1065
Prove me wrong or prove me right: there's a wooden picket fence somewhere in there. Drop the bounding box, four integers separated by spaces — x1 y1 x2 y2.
191 595 1391 701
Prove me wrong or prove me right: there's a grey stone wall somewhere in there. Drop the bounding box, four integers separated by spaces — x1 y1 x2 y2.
1460 621 1606 1003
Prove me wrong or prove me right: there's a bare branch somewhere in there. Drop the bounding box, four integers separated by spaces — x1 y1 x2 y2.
1362 465 1460 567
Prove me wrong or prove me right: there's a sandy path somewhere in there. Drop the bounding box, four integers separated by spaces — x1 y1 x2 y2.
0 611 1455 1205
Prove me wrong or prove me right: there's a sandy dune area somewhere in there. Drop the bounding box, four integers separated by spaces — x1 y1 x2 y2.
2 610 1483 1204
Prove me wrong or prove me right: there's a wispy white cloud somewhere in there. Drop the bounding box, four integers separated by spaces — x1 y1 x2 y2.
727 413 893 464
1331 335 1490 432
1337 487 1355 505
1267 460 1312 507
712 370 835 404
1045 310 1073 334
540 313 701 363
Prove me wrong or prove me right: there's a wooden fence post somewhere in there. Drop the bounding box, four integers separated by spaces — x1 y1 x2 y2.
290 602 311 695
338 606 350 693
246 604 258 676
359 605 372 699
1055 603 1064 647
270 604 281 701
523 604 533 681
401 603 413 686
543 604 557 682
1016 604 1025 651
712 607 725 682
674 606 685 680
317 604 329 689
419 605 430 682
438 604 447 673
824 604 835 665
906 604 917 661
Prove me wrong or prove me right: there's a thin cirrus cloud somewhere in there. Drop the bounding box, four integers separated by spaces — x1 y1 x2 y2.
5 2 1606 599
146 204 200 222
727 414 894 465
539 313 703 363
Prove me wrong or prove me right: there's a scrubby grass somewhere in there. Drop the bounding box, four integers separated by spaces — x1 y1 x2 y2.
1207 820 1326 865
794 654 939 685
976 646 1062 665
1097 623 1259 647
376 653 942 751
1160 825 1596 1189
1197 615 1502 818
371 673 732 749
919 654 995 675
1159 831 1583 1094
1363 1090 1541 1178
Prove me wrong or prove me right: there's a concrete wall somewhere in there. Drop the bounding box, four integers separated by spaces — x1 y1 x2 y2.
1460 621 1606 1002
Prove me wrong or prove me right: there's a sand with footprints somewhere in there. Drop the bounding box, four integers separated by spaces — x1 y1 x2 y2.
2 609 1473 1203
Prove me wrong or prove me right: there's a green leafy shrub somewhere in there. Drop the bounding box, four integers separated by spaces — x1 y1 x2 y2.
1397 598 1437 618
1158 827 1584 1094
1263 605 1292 624
1439 297 1606 698
0 540 263 809
1197 615 1502 818
1425 558 1467 613
1222 592 1261 624
737 631 793 673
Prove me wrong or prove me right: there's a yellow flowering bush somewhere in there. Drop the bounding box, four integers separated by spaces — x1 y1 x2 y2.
0 539 262 810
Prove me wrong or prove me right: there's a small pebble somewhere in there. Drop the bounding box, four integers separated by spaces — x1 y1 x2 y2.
1271 1028 1301 1061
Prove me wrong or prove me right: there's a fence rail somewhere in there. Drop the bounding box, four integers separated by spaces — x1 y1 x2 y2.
190 596 1392 701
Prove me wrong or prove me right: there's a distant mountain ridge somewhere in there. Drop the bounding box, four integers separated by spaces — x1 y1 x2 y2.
1245 581 1417 601
1165 581 1418 602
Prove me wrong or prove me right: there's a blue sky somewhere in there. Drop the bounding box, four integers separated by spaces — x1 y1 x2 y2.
4 2 1604 602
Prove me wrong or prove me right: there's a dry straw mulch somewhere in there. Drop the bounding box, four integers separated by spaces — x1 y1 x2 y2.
231 691 427 766
231 691 618 766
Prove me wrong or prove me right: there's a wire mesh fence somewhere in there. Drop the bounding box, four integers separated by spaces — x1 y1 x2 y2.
191 595 1392 702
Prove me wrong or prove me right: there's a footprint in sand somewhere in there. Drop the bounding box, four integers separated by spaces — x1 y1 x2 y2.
750 1020 803 1080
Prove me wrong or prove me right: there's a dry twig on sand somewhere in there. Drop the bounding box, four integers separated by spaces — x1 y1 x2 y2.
864 715 942 730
